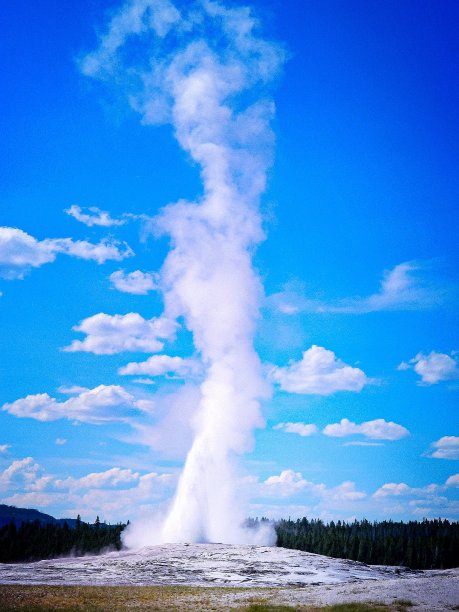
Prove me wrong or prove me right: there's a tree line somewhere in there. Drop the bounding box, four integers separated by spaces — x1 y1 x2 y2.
274 517 459 569
1 514 458 568
0 515 126 563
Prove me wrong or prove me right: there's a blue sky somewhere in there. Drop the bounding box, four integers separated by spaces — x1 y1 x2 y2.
0 0 458 526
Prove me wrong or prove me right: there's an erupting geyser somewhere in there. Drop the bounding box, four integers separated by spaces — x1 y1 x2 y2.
82 0 284 544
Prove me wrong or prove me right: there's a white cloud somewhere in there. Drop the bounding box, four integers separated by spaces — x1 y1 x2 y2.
445 474 459 487
0 227 133 279
0 457 176 521
262 470 309 497
253 473 458 522
63 312 177 354
67 471 176 522
110 269 158 294
428 436 459 460
273 422 318 437
323 418 409 441
2 384 146 424
58 238 133 264
398 351 459 385
0 444 11 454
272 261 444 315
373 480 444 499
260 470 366 503
0 457 40 492
373 482 413 498
355 261 442 312
56 467 140 490
407 496 459 520
2 492 64 508
325 481 367 502
270 345 370 395
55 438 67 446
65 204 125 227
57 385 90 395
119 354 201 378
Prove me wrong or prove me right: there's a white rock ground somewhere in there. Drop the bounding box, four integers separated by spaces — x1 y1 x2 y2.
0 543 457 610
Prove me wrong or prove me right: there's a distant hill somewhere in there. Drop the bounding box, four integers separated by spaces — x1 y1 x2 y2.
0 504 78 529
0 507 126 562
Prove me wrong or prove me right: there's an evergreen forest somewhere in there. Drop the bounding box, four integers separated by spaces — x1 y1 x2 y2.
0 507 458 569
274 517 459 569
0 515 125 563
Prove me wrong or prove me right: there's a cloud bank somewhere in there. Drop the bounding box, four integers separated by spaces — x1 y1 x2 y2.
2 385 150 424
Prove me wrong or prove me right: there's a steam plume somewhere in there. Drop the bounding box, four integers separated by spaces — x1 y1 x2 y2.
82 0 283 544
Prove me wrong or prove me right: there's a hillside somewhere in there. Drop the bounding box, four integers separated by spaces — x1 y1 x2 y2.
0 505 78 529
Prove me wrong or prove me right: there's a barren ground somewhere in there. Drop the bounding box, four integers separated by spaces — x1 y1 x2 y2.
0 543 457 610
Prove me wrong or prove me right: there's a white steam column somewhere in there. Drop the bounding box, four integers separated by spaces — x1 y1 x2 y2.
82 0 284 544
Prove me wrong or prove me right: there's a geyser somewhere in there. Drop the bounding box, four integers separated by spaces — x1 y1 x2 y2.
82 0 284 544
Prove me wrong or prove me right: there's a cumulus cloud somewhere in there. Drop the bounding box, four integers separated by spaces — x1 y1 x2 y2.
119 354 201 378
373 480 445 499
273 422 318 437
428 436 459 460
56 467 140 490
262 470 309 497
57 385 89 395
398 351 459 385
272 261 445 315
67 471 176 522
0 457 41 492
373 482 413 498
2 384 147 424
323 418 409 441
110 269 158 294
63 312 177 354
260 470 366 503
2 492 64 508
0 457 176 521
254 473 457 522
270 345 370 395
0 444 11 454
0 227 133 280
65 204 126 227
324 481 367 502
445 474 459 487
